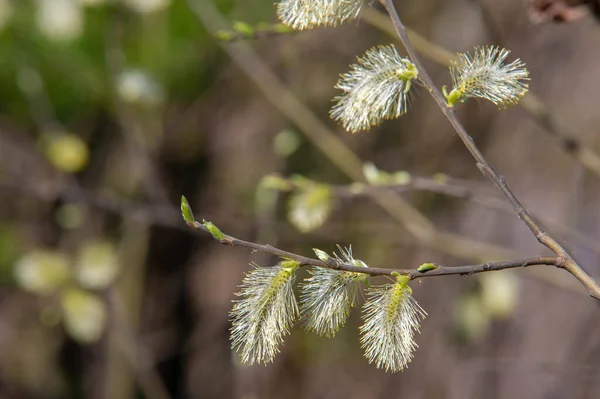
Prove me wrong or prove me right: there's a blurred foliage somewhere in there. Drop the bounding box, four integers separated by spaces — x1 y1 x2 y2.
0 0 235 129
287 176 333 232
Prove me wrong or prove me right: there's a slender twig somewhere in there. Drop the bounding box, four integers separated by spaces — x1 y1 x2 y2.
188 220 560 279
381 0 600 300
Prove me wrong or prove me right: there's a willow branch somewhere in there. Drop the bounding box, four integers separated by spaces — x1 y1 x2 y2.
382 0 600 300
188 220 560 279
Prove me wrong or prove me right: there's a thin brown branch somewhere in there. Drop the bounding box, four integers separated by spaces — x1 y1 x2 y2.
381 0 600 300
187 220 560 280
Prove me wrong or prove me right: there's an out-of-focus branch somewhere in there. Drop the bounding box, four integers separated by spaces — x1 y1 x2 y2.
107 290 172 399
269 173 600 256
382 0 600 301
188 219 561 279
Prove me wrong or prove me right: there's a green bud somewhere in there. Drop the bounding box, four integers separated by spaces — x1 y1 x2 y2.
203 220 226 241
180 195 195 223
444 86 464 108
417 263 440 273
313 248 330 262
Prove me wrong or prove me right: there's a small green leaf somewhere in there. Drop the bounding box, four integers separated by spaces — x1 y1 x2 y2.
181 195 195 223
203 220 226 241
313 248 330 262
417 263 440 273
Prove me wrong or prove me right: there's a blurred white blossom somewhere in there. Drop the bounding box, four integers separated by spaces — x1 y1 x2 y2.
14 251 71 295
75 241 119 290
288 179 333 232
61 288 106 343
479 272 519 319
331 45 418 133
455 294 491 341
117 69 164 105
36 0 83 42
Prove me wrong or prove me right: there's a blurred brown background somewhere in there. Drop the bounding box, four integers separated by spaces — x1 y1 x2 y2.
0 0 600 398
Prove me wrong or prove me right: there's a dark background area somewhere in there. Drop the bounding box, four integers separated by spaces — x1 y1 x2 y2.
0 0 599 398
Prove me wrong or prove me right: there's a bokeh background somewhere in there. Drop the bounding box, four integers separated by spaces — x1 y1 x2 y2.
1 0 600 398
